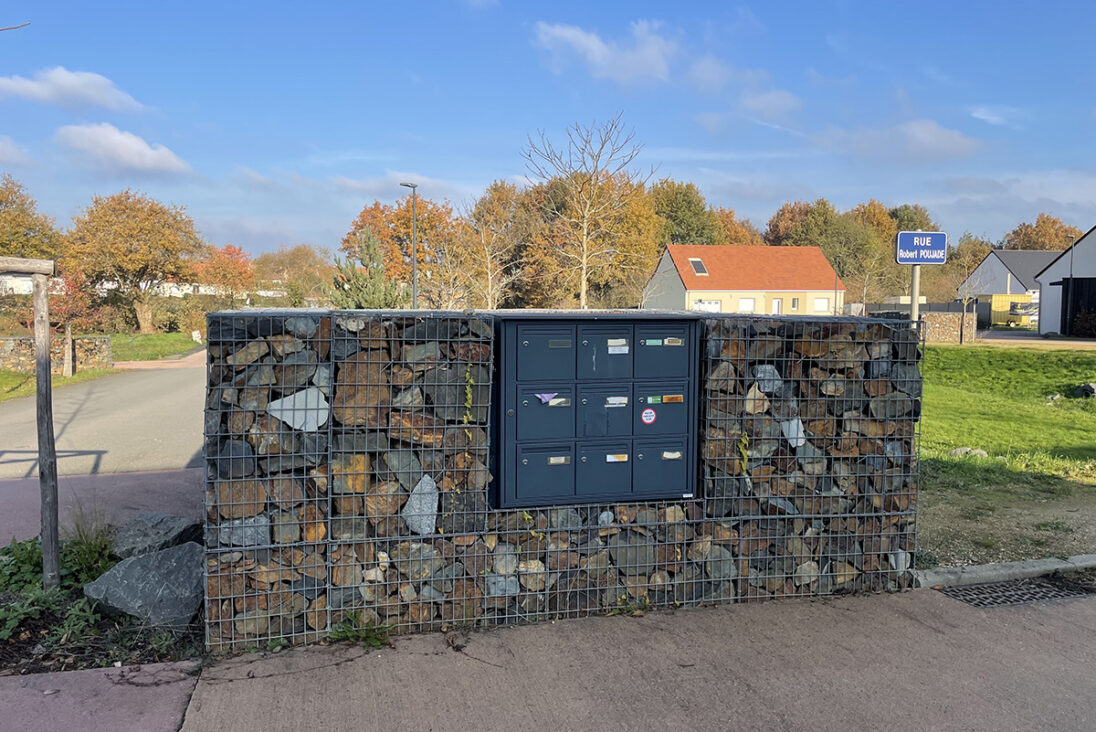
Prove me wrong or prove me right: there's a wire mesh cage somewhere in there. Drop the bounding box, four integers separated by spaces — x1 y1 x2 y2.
203 310 922 651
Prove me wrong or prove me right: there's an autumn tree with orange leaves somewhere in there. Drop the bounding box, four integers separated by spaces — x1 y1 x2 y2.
193 244 256 305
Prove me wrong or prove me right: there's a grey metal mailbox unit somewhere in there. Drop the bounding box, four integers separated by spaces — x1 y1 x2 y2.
493 312 700 508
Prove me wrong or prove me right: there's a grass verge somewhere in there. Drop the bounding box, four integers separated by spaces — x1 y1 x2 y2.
918 345 1096 567
110 332 198 361
0 368 118 405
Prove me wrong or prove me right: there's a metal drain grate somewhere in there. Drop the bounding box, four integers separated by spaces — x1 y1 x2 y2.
938 578 1092 608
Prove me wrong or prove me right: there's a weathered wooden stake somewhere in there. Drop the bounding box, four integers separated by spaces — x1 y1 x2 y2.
32 272 60 589
63 322 75 377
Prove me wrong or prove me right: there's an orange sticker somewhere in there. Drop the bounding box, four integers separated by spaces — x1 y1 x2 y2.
662 394 684 403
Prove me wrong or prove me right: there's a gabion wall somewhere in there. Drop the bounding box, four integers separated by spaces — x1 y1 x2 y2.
203 310 920 650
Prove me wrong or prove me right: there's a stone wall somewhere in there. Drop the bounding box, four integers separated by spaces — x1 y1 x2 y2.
203 311 921 650
0 335 113 374
922 312 976 344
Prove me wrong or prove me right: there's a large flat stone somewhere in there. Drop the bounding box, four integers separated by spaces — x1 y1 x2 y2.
84 542 204 627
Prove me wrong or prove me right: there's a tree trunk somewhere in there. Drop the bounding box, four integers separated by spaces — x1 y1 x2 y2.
134 298 155 333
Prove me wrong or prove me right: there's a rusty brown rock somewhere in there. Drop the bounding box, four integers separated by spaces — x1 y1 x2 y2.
365 480 406 525
389 410 446 447
331 453 370 494
267 476 305 508
306 594 328 630
302 503 327 543
217 480 267 519
332 354 391 427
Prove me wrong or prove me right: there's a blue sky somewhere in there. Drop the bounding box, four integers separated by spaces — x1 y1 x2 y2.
2 1 1094 254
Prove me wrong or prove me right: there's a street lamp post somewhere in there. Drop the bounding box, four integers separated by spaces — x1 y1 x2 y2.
400 182 418 309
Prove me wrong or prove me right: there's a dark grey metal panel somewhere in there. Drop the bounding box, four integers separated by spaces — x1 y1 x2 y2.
577 384 632 437
517 325 575 381
634 323 691 378
576 324 633 380
516 444 575 502
516 383 575 440
576 441 632 500
633 437 690 497
633 380 690 435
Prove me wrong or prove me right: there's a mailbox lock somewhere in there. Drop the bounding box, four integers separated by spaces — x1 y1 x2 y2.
522 458 528 465
640 339 646 345
507 409 514 417
522 400 529 407
581 456 587 463
582 339 589 346
637 453 644 461
522 340 529 347
581 398 588 405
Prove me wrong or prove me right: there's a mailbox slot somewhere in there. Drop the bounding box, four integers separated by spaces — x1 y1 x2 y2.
634 325 690 378
577 384 632 438
577 325 633 380
633 381 690 435
577 442 632 496
517 325 575 381
516 383 575 441
633 437 689 497
515 445 575 502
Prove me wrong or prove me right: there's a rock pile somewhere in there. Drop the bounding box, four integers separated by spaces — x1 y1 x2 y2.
202 311 922 650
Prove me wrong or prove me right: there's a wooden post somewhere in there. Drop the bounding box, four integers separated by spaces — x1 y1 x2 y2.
63 322 75 377
32 272 60 589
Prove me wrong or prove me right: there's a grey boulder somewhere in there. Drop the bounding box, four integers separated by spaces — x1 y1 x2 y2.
111 513 202 559
84 542 204 628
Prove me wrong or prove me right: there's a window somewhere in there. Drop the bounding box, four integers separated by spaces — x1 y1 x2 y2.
771 298 782 315
688 258 708 275
691 299 721 313
738 297 755 313
813 297 830 313
791 297 800 310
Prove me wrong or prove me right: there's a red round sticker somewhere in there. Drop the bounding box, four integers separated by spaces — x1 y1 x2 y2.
641 408 657 425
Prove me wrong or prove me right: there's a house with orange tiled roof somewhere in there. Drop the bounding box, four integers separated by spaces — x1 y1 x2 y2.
642 244 846 315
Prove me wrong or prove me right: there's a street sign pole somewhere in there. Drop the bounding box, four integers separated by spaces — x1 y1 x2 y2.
910 264 921 323
895 231 946 325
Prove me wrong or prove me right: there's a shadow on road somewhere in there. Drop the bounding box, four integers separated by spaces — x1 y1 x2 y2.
0 448 108 479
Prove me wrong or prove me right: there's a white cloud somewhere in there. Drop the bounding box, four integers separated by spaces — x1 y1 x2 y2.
740 89 801 120
814 118 981 162
54 123 190 174
687 56 731 94
693 112 729 134
0 66 142 111
534 20 676 86
0 135 30 166
969 105 1026 129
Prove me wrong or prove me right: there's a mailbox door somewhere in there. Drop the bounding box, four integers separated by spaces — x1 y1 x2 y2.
576 325 633 380
633 437 690 498
517 325 575 381
633 381 690 436
634 324 691 378
577 384 632 438
516 444 575 502
576 442 632 498
516 384 575 441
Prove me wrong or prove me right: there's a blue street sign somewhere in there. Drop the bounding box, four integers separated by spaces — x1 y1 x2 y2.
895 231 947 265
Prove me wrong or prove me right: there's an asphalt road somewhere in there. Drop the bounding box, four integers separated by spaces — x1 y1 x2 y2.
0 365 205 479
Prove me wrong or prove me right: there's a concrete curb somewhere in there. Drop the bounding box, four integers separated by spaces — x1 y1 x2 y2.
915 554 1096 588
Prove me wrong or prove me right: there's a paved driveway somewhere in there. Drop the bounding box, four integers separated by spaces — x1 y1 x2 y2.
0 365 205 479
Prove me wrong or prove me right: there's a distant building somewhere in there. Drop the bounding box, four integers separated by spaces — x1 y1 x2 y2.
1034 225 1096 336
642 244 845 315
959 249 1063 327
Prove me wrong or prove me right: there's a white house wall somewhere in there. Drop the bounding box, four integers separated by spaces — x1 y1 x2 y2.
1035 227 1096 335
960 255 1013 297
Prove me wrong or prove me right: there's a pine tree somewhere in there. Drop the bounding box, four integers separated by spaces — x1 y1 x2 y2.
328 227 404 308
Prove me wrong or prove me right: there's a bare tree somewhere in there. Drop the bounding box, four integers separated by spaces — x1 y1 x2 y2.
454 181 525 309
523 114 653 309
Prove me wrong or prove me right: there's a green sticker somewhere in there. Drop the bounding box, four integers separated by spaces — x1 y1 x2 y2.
647 396 662 404
646 338 663 347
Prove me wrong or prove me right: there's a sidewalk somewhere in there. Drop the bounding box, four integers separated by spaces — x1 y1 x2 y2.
181 589 1096 732
0 661 199 732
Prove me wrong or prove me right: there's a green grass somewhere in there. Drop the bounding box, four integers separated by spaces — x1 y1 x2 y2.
110 332 198 361
918 345 1096 566
0 368 118 405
